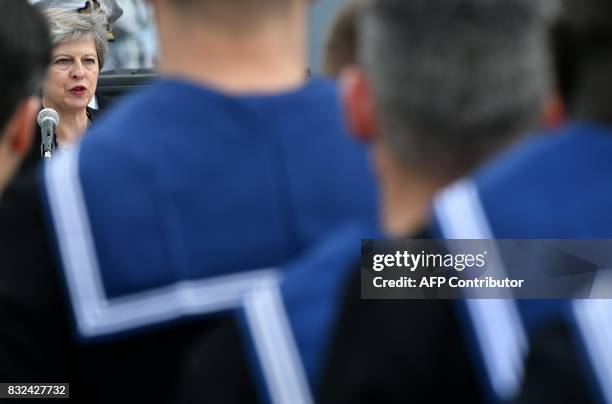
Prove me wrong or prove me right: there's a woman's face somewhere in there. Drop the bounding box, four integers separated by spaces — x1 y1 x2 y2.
43 37 99 112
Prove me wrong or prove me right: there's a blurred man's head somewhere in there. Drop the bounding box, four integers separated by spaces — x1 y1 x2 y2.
552 0 612 123
0 0 51 193
151 0 305 40
150 0 309 92
158 0 296 25
323 0 360 78
349 0 551 177
343 0 552 234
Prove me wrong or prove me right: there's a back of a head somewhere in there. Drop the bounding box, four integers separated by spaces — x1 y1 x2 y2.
163 0 293 27
0 0 51 134
323 0 360 77
359 0 552 177
554 0 612 122
563 0 612 36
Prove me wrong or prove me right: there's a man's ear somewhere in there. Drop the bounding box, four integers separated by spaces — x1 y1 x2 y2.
3 96 38 156
340 66 378 143
542 92 566 129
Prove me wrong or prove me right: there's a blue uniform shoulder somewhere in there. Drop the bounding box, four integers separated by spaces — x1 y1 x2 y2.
474 123 612 238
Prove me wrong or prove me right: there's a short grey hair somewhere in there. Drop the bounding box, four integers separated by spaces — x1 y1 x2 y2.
44 8 108 68
359 0 553 175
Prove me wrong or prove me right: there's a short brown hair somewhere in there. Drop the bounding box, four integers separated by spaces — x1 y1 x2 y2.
323 0 360 77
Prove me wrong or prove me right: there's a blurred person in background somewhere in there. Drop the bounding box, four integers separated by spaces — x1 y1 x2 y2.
0 0 376 402
0 0 51 194
322 0 359 78
104 0 157 70
173 0 553 403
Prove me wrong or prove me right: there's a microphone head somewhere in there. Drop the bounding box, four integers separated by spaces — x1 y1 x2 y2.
37 108 59 127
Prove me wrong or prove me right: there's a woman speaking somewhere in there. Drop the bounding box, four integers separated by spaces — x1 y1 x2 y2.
4 1 116 196
40 6 108 151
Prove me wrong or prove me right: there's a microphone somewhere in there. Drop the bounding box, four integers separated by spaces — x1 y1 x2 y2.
37 108 59 159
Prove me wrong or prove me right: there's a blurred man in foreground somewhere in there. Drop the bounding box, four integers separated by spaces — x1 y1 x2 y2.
322 0 360 78
430 0 612 401
173 1 553 402
464 1 612 402
0 0 50 194
0 0 376 402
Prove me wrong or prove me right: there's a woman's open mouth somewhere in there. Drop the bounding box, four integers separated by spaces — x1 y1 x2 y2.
69 86 87 97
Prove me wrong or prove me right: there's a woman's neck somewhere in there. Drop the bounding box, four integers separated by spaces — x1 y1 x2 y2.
42 99 89 145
